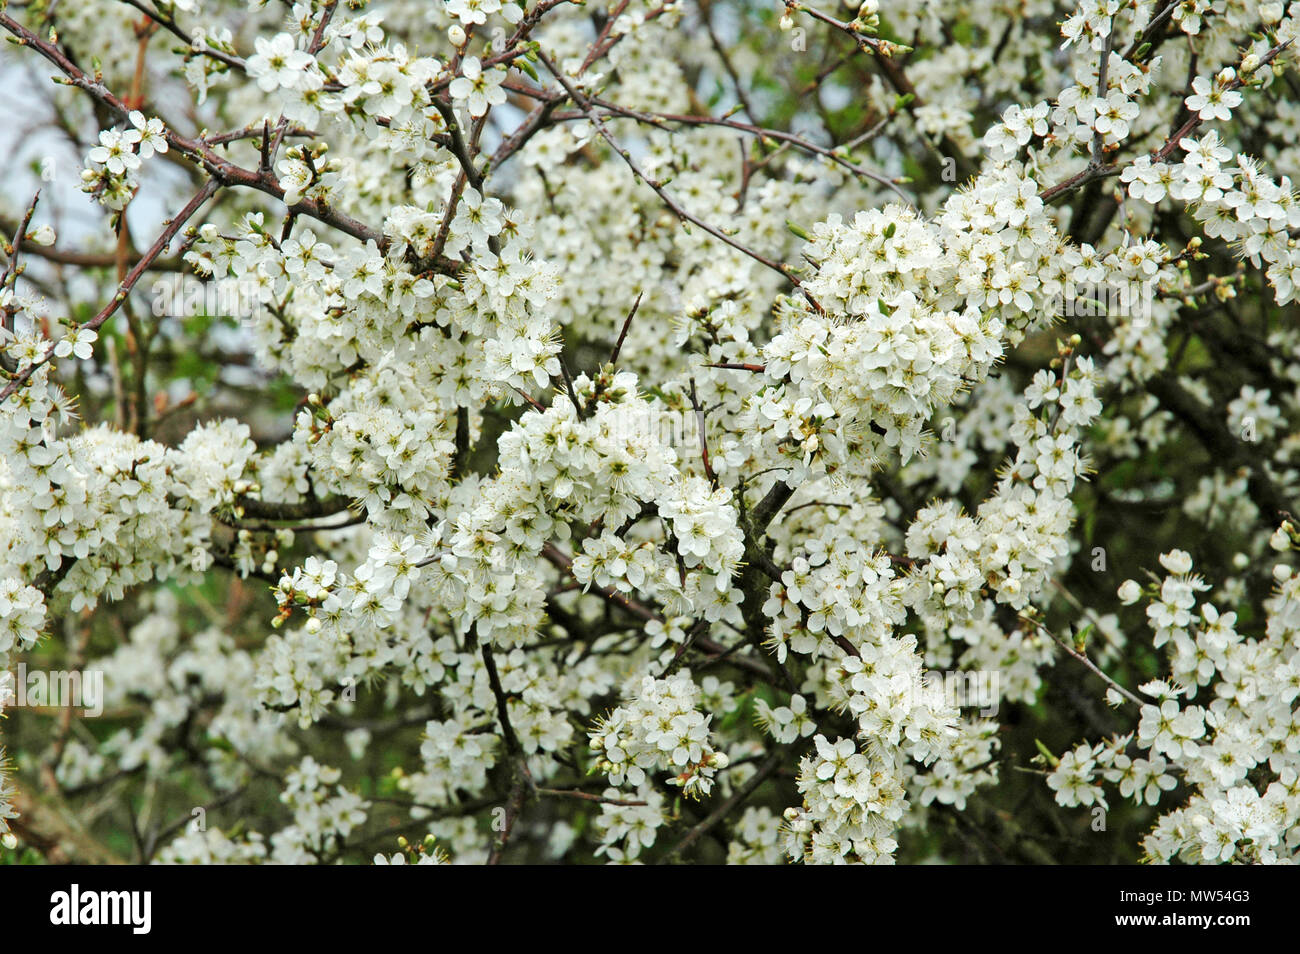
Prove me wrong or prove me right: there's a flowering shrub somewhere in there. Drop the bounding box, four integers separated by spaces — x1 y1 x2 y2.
1 0 1299 865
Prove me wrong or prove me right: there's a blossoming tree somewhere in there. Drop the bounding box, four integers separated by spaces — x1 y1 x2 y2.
1 0 1299 864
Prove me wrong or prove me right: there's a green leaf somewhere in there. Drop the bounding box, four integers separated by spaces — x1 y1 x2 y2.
1034 738 1059 766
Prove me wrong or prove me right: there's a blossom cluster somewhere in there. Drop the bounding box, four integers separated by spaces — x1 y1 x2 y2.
590 673 730 797
1 0 1299 867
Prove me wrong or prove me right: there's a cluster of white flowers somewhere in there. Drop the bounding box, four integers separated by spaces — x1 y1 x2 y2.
906 351 1103 618
748 175 1060 474
82 111 168 210
160 757 369 864
0 579 45 654
3 0 1300 866
590 673 730 797
1042 546 1300 863
783 735 907 863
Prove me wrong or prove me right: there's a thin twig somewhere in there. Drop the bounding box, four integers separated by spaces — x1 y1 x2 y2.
609 291 643 366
